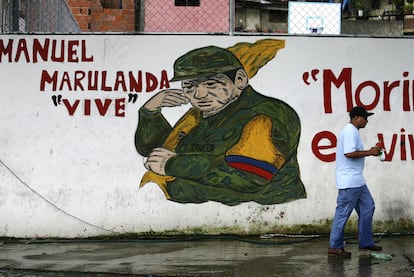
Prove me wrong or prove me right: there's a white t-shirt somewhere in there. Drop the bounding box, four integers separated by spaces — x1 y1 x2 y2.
335 123 366 189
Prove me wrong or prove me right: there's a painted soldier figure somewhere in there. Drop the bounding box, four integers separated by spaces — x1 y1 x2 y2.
135 44 306 205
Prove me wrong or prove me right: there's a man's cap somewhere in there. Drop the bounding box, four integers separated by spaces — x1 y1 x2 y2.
349 106 374 118
170 46 243 82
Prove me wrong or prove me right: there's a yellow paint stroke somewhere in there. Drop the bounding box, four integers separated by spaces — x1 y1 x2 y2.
226 115 285 170
227 39 285 79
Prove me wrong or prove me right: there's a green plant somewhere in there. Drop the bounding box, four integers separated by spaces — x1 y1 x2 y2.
393 0 404 12
354 0 366 10
405 3 414 13
353 0 371 18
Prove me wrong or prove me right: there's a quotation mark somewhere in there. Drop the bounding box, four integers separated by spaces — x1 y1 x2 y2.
52 95 62 106
51 94 138 107
128 93 138 103
303 69 320 85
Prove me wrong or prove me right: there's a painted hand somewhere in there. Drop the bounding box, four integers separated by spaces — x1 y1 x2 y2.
144 148 177 175
143 89 189 111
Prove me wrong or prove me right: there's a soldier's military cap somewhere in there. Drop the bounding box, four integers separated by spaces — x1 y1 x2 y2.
170 46 244 81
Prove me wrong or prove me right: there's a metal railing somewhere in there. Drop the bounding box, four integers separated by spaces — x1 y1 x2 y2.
1 0 79 33
0 0 413 36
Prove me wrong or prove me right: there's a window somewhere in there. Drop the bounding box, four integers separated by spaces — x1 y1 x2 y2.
101 0 123 9
269 10 287 23
175 0 200 7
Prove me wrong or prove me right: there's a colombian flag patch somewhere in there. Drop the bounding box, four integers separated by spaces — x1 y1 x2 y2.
225 155 277 180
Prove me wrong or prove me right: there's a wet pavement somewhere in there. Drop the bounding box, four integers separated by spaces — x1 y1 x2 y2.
0 234 413 277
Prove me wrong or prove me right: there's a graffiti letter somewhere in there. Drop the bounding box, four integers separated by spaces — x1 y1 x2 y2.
129 71 143 92
59 71 73 91
51 40 64 62
146 72 158 92
15 39 30 63
115 98 125 117
95 98 112 116
114 71 127 91
81 40 93 62
0 39 13 62
100 71 112 91
323 68 353 113
33 39 49 63
312 130 337 162
40 70 58 91
62 99 80 115
159 70 170 89
355 81 380 110
67 40 80 62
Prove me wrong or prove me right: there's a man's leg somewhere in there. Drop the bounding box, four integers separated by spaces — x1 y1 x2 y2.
355 185 376 248
330 189 358 249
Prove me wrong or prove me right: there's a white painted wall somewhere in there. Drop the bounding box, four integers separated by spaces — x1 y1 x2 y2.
0 35 413 238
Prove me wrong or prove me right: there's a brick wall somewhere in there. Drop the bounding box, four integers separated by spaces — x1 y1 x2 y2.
66 0 135 32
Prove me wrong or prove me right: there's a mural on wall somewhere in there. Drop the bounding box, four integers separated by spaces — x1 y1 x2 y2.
2 35 414 238
135 39 306 206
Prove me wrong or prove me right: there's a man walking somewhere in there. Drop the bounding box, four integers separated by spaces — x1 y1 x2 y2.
328 106 383 258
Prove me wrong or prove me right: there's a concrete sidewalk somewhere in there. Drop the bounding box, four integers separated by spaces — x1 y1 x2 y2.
0 234 413 276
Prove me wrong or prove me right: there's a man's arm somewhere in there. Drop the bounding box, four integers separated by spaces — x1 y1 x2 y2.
135 89 190 156
135 109 171 156
345 147 381 158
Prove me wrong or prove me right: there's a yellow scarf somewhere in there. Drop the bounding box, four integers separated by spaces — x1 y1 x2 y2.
139 110 200 198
